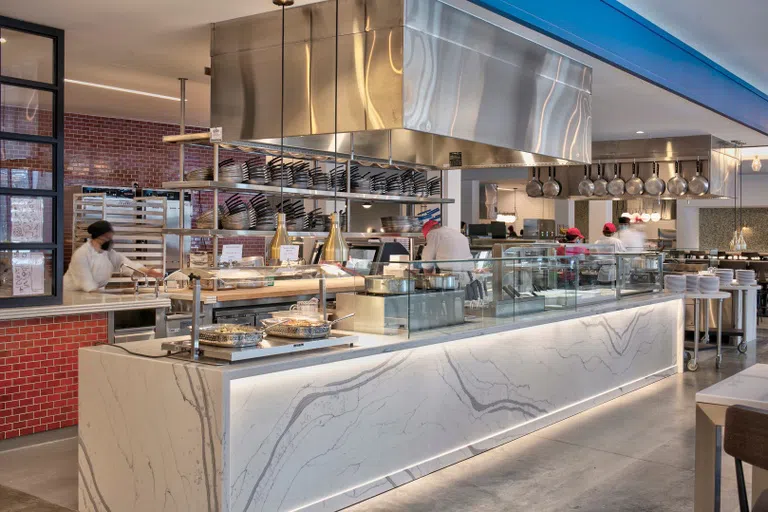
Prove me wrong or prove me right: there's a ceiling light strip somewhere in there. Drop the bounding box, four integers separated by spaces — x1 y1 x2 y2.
63 79 182 101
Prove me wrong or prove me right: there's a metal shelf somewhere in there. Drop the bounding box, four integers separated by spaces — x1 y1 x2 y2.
163 228 424 238
162 181 454 204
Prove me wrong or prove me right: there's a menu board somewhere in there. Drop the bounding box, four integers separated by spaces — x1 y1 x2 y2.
11 197 44 242
12 251 45 296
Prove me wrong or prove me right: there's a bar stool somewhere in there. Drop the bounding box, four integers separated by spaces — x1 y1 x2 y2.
724 405 768 511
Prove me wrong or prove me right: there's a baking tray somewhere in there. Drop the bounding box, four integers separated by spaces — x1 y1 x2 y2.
161 334 357 362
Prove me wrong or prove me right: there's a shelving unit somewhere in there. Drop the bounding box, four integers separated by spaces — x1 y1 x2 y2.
164 131 450 268
162 228 424 238
161 181 454 205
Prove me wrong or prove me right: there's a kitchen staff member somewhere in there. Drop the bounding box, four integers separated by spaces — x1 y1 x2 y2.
556 228 590 256
63 220 163 292
420 220 474 274
617 216 646 251
594 223 624 283
595 223 626 252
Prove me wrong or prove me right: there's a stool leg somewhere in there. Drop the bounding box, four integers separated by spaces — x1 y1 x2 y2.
693 299 700 367
735 459 749 512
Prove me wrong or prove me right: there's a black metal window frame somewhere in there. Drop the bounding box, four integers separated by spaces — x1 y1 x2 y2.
0 16 64 307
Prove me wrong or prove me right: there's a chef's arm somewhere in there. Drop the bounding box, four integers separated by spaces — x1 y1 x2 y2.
112 252 163 279
420 239 437 272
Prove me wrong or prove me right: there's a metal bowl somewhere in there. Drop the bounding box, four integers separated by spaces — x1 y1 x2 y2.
364 276 416 295
415 273 460 290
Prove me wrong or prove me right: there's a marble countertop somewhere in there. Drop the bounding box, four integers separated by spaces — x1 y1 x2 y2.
0 290 171 321
83 292 684 380
696 364 768 408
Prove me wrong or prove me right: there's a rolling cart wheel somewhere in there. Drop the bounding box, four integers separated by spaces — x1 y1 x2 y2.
715 355 723 369
683 351 692 364
686 359 699 372
738 341 748 354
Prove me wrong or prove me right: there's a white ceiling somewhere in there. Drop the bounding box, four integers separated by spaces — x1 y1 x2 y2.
617 0 768 96
1 0 767 145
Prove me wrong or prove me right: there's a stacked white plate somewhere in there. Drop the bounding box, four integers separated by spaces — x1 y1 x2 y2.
664 275 686 293
736 269 756 285
698 275 720 294
685 274 699 292
714 269 734 287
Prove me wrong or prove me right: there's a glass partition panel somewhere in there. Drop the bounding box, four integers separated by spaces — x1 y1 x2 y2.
1 84 54 137
617 252 664 297
0 140 54 190
0 195 53 243
0 28 54 84
0 249 54 298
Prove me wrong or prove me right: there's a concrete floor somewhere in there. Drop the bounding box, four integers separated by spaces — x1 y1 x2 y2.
0 337 766 512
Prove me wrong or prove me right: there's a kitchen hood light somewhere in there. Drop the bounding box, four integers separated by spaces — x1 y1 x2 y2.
636 131 645 134
64 79 182 101
752 155 762 172
0 37 6 44
362 202 372 209
496 213 517 223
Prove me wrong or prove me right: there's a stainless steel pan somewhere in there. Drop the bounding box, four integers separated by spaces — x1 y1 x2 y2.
667 160 688 196
526 167 543 197
415 273 460 290
542 167 562 198
364 275 416 295
644 161 666 196
261 313 355 340
593 163 608 197
625 161 644 196
688 159 709 195
607 162 625 197
577 165 595 197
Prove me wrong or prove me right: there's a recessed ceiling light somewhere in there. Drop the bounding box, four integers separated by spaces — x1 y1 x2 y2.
636 130 645 134
0 38 6 44
64 79 183 101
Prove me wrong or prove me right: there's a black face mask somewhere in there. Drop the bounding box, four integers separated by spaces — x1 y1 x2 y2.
100 240 113 251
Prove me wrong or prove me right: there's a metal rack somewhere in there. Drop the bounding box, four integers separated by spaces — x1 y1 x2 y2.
164 131 452 268
72 193 167 284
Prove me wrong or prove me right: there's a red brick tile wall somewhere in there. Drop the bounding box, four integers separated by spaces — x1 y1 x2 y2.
0 313 108 440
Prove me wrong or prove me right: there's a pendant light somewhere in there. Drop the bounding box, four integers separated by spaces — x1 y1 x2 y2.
267 0 294 265
752 154 762 173
321 0 349 264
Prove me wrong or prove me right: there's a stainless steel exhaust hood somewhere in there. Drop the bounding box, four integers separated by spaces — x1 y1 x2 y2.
210 0 592 169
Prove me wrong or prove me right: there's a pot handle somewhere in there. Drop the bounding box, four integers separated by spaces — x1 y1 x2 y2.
584 165 589 178
328 312 355 327
261 318 290 334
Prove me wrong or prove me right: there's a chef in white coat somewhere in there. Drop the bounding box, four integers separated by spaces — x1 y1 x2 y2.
63 220 162 292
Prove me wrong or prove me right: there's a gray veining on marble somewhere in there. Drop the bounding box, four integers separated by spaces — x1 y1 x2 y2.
78 351 225 512
77 298 683 511
228 300 682 511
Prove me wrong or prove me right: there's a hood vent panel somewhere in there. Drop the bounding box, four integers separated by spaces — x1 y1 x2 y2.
210 0 592 169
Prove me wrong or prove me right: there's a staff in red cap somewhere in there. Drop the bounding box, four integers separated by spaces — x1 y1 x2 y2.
556 227 590 256
420 219 474 284
595 222 626 252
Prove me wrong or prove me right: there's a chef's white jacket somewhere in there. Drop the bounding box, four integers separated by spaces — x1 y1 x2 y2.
63 242 134 292
421 227 474 273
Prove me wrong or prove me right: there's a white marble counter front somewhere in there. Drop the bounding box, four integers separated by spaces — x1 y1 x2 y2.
79 293 684 512
0 290 170 321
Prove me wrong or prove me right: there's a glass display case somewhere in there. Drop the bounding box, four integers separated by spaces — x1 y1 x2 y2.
336 250 664 338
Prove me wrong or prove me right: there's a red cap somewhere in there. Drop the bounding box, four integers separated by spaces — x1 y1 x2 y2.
422 219 439 238
566 227 584 239
603 222 617 233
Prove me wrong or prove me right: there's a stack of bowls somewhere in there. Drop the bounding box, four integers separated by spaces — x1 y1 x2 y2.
685 274 699 293
714 268 734 287
664 275 686 293
698 275 720 294
219 162 245 183
736 269 756 285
